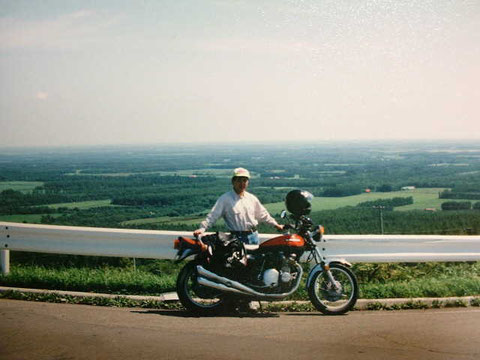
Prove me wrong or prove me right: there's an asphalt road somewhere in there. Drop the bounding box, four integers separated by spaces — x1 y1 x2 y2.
1 299 479 360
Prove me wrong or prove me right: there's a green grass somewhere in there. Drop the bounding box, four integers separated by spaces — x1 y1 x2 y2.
0 264 178 295
265 188 448 214
0 181 44 193
360 277 480 299
1 260 479 300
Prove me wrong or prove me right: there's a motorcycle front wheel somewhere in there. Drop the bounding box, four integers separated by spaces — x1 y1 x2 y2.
176 261 226 315
308 263 358 315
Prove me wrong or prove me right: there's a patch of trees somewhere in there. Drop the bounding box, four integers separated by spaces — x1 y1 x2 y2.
356 197 413 210
40 206 167 228
321 185 363 197
306 208 480 235
376 184 394 192
153 207 480 235
441 201 472 211
0 189 71 214
439 189 480 200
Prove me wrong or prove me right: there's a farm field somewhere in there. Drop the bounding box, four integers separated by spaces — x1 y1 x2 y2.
1 142 479 234
42 200 114 210
67 168 235 178
264 188 448 215
0 181 43 193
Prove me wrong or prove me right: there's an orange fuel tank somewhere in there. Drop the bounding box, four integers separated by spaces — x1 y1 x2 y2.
259 234 305 248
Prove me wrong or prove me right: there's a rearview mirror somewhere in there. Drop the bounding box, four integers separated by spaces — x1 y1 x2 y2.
280 210 287 219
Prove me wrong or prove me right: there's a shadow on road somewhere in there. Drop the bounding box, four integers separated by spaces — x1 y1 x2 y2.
131 309 280 318
284 312 347 317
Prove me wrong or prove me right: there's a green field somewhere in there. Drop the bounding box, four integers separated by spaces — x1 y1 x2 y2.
67 168 236 178
265 188 448 214
6 188 466 228
121 188 449 227
43 200 114 209
0 214 60 223
0 181 43 193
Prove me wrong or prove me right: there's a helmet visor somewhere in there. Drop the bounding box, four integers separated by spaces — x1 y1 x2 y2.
300 191 314 202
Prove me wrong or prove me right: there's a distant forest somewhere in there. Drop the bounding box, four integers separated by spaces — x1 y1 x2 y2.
1 142 479 234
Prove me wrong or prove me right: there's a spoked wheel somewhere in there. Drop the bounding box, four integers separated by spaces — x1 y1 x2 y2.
308 263 358 315
176 261 226 315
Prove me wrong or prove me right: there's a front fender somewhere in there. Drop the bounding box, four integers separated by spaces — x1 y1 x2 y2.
306 259 352 288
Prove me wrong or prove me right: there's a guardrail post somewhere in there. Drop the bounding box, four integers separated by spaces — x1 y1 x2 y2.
1 249 10 275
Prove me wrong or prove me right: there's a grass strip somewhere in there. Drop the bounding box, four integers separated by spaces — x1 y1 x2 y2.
2 263 480 299
0 265 177 295
0 290 182 310
1 289 478 312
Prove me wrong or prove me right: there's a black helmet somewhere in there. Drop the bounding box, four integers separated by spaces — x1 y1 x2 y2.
285 190 313 217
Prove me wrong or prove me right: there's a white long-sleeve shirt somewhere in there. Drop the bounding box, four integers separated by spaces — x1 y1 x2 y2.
199 190 279 232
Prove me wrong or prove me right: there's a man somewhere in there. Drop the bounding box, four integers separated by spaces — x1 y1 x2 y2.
194 167 283 244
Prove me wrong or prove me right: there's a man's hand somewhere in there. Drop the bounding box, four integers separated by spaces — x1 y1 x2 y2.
193 229 204 237
275 224 284 232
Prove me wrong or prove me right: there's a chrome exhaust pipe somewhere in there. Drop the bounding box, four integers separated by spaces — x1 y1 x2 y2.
196 265 303 300
197 277 249 295
197 266 259 296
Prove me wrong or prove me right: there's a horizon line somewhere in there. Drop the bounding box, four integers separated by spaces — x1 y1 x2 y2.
2 138 480 151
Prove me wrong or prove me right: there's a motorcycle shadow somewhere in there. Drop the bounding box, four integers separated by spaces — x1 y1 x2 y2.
131 309 280 318
285 312 348 317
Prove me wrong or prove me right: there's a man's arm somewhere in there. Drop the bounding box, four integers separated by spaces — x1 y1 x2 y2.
194 195 225 235
254 197 283 231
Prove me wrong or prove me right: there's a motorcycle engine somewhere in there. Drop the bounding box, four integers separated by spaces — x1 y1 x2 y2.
262 269 279 287
262 268 293 287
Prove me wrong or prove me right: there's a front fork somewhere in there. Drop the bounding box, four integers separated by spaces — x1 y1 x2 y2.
306 248 352 290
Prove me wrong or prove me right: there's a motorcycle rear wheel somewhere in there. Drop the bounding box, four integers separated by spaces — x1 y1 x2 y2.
308 263 358 315
176 261 227 315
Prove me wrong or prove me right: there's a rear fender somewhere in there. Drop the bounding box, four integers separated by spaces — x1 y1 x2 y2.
173 236 206 263
174 248 198 263
306 258 352 288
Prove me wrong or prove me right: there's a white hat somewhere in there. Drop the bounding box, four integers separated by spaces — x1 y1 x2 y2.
232 167 250 179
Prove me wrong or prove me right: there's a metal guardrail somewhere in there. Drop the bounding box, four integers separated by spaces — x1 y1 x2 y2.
1 222 480 275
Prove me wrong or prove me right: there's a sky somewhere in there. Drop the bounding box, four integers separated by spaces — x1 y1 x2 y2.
1 0 479 147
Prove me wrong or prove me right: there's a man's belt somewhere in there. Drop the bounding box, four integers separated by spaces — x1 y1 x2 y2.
231 229 257 235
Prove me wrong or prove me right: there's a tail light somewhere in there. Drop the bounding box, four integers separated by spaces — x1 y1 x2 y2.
173 238 181 249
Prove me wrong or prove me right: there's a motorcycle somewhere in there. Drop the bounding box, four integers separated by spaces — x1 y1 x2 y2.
173 210 358 315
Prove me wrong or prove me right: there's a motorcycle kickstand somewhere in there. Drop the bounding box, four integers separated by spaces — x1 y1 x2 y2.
257 301 263 312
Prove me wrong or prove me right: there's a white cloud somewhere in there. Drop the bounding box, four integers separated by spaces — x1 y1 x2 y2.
0 10 122 50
